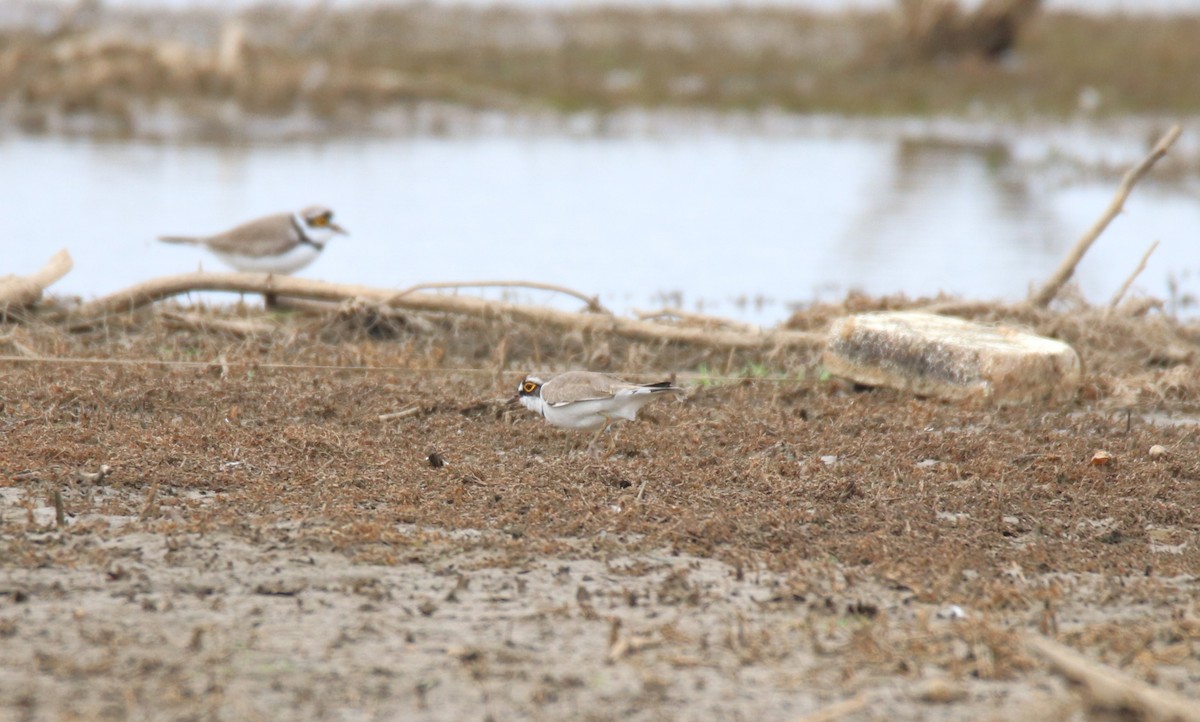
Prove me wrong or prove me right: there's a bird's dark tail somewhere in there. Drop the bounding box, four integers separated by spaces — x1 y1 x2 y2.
157 235 201 245
643 380 683 393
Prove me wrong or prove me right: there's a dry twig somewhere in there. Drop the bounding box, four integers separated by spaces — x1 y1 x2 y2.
160 310 274 338
1028 125 1181 309
606 617 657 663
1 336 41 359
378 406 425 422
74 465 112 484
71 272 824 350
1024 633 1200 722
391 280 608 314
1108 239 1160 311
636 306 761 333
636 478 649 502
790 693 869 722
53 489 65 527
139 483 160 522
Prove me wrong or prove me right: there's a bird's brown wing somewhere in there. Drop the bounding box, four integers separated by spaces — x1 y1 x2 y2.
196 213 301 257
540 371 633 406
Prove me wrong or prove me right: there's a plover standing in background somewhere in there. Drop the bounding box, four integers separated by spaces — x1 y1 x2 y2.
159 205 347 274
159 205 347 306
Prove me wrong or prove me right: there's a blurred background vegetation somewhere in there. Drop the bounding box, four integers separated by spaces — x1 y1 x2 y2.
2 0 1198 140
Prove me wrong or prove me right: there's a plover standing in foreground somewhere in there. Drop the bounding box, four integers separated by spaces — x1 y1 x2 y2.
158 205 347 275
515 371 684 456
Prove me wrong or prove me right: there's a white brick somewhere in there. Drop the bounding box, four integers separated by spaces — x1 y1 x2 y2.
823 311 1081 405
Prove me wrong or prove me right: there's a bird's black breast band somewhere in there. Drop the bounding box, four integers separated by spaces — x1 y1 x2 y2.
291 215 325 250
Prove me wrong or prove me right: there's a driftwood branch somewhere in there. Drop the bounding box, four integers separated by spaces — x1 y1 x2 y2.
1028 124 1181 309
160 310 275 338
0 249 74 310
1108 239 1160 311
70 272 824 349
391 280 607 314
635 307 761 333
1024 634 1200 722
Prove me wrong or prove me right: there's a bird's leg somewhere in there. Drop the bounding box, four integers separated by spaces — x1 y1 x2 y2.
264 273 278 310
603 427 618 459
586 426 606 458
586 423 618 459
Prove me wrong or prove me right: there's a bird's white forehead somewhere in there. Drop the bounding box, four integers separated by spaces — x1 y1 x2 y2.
301 205 333 218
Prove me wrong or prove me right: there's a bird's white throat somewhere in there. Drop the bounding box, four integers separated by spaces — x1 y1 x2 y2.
518 394 547 417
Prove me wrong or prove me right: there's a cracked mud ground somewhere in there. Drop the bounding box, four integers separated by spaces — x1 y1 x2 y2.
1 305 1199 721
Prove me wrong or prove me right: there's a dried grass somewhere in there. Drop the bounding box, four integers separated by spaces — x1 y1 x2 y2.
3 297 1199 718
5 298 1199 580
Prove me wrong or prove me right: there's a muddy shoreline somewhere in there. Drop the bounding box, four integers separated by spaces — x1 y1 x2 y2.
2 302 1199 720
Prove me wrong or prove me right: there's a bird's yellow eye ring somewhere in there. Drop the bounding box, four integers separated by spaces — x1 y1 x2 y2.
523 381 538 393
311 214 329 227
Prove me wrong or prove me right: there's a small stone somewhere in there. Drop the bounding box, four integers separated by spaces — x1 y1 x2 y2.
937 604 967 620
912 677 968 704
822 312 1081 405
1148 444 1168 458
447 645 481 662
1090 450 1112 466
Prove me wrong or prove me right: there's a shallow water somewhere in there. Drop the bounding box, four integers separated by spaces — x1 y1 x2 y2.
3 123 1198 325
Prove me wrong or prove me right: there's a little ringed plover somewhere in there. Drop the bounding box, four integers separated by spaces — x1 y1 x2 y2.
515 371 684 456
158 205 347 275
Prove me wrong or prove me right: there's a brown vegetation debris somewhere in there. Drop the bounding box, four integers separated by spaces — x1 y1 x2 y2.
2 299 1199 720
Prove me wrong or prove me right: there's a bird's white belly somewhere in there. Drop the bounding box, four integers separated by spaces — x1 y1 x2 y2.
213 244 321 274
541 395 656 431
